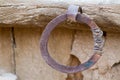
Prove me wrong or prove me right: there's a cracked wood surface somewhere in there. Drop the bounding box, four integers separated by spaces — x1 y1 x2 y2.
0 0 120 31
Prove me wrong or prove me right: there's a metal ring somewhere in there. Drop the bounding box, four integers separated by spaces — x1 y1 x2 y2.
40 13 104 73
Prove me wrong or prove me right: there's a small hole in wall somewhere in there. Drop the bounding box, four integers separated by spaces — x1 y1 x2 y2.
103 31 107 37
66 55 83 80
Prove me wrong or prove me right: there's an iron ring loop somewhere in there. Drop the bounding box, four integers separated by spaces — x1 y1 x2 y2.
40 13 104 73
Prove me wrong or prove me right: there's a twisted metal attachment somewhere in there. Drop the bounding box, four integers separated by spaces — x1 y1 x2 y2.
92 27 104 52
40 5 105 73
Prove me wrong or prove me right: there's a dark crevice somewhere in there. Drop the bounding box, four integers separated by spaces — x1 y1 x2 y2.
10 27 16 74
103 31 107 48
66 55 83 80
67 30 83 80
112 61 120 68
103 31 107 37
71 30 77 50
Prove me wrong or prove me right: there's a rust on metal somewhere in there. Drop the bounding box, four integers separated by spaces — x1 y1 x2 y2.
40 5 104 73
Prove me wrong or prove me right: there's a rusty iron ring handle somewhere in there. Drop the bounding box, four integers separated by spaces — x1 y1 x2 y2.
40 7 104 73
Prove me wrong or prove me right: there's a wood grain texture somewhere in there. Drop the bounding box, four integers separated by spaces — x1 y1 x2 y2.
0 28 13 72
0 0 120 31
14 27 74 80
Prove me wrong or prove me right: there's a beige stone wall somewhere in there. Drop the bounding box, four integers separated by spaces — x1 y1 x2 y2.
0 28 13 72
0 27 120 80
0 0 120 80
71 30 120 80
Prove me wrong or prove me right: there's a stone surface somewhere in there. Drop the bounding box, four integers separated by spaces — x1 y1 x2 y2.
71 30 120 80
0 28 14 73
0 0 120 31
0 1 120 80
0 27 119 80
14 28 74 80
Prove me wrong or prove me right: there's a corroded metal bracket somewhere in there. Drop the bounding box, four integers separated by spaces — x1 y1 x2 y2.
67 5 80 22
40 5 104 73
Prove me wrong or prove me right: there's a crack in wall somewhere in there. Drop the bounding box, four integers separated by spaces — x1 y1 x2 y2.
70 30 77 51
112 61 120 68
66 30 83 80
10 27 16 74
68 30 107 80
66 55 83 80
